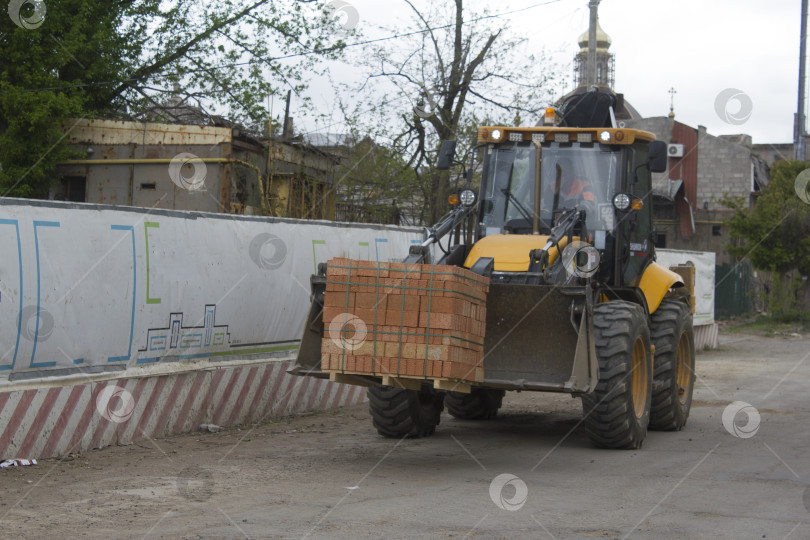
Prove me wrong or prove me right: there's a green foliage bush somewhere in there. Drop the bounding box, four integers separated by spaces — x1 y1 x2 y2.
723 160 810 321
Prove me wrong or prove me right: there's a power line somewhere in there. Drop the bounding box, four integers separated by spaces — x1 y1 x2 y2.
9 0 572 94
231 0 570 68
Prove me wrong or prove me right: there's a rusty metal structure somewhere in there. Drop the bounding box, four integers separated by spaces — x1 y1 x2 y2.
54 118 337 219
266 139 337 220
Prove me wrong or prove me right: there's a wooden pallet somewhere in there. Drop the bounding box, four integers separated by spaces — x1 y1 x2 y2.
327 370 475 394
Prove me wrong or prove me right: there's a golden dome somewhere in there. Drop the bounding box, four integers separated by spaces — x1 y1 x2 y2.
578 20 611 50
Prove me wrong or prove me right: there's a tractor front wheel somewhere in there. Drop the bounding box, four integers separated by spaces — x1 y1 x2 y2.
581 301 652 449
367 384 444 438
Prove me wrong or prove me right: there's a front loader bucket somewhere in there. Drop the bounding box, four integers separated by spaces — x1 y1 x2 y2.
481 283 597 393
290 277 598 394
289 291 327 378
289 281 376 387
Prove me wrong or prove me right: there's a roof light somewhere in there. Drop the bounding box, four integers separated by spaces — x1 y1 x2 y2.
509 132 523 142
459 189 476 207
577 133 593 143
491 129 502 141
615 130 625 141
600 130 611 142
532 133 545 143
613 193 631 211
554 133 570 143
544 107 557 126
448 193 459 206
631 198 644 211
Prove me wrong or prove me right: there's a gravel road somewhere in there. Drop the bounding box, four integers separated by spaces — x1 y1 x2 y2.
1 331 808 539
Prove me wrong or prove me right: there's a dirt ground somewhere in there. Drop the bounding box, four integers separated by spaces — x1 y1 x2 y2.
1 331 809 539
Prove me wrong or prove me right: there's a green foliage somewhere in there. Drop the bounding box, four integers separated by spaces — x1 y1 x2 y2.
722 160 810 319
1 0 127 196
335 136 421 225
1 0 346 197
766 272 808 323
725 313 810 334
722 160 810 275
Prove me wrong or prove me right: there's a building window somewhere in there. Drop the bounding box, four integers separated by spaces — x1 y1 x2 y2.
60 176 86 202
712 225 722 236
654 232 666 248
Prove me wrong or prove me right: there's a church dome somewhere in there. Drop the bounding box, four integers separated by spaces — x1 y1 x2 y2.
578 20 611 50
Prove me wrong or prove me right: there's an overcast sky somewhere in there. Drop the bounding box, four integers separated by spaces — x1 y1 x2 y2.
303 0 803 146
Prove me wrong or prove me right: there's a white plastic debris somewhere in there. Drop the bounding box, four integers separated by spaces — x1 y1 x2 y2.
198 424 221 433
1 459 38 468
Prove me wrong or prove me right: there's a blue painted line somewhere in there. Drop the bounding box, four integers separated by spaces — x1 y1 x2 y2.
0 219 22 371
31 221 60 368
149 336 167 351
108 225 136 362
374 238 389 262
136 357 161 364
179 333 203 349
73 358 85 365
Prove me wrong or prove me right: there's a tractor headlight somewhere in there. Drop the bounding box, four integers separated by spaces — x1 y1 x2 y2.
491 129 502 141
459 188 477 207
613 193 631 211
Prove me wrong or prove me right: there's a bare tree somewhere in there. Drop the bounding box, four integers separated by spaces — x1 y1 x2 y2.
359 0 563 224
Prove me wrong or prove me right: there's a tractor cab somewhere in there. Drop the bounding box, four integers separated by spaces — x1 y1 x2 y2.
458 125 666 290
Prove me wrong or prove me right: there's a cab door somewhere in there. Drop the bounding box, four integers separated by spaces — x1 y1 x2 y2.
620 143 654 286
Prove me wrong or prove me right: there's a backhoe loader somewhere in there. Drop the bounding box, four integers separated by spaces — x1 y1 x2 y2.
291 92 695 449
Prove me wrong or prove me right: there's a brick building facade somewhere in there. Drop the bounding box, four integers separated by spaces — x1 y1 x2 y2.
622 117 767 265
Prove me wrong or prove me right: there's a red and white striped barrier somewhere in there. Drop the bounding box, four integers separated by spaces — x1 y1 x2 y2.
1 322 721 460
695 323 719 351
0 360 366 460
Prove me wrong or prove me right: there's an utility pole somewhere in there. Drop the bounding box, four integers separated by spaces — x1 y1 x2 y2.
282 90 293 140
798 0 808 161
586 0 599 88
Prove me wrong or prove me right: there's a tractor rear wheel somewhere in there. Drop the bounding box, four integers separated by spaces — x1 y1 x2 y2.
649 299 695 431
445 389 505 420
367 384 444 438
582 301 652 449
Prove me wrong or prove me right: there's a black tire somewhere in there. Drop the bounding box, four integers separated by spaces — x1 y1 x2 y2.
367 384 444 438
581 301 652 449
649 299 695 431
445 389 505 420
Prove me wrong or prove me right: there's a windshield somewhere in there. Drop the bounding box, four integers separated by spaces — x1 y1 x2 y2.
480 141 620 235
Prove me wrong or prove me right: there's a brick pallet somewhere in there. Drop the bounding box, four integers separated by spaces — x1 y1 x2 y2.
320 258 489 389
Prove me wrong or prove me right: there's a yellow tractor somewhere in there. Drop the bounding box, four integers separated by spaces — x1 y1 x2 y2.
292 93 695 449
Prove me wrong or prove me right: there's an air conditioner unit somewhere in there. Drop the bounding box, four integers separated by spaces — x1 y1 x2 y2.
668 143 684 158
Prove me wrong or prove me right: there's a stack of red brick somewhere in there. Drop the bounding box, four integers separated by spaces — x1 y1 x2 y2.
320 258 489 383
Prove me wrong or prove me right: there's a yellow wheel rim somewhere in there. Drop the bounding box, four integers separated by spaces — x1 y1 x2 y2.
676 332 692 405
631 337 648 419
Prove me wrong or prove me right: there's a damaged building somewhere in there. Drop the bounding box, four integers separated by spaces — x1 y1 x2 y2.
53 116 337 220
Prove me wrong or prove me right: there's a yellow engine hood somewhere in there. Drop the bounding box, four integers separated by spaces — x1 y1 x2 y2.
463 234 573 272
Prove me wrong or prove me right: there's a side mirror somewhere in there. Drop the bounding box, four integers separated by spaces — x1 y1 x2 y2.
648 140 668 173
436 140 457 170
